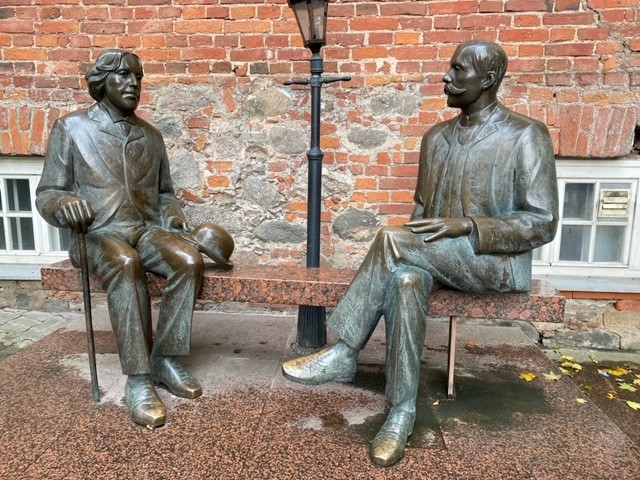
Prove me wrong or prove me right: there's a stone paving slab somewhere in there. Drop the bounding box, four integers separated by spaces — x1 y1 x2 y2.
0 310 639 479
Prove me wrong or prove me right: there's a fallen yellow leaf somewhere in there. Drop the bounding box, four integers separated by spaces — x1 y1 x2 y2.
626 401 640 411
519 372 538 382
619 383 637 392
607 367 630 377
606 391 617 400
560 354 576 362
561 361 583 372
560 367 573 377
576 398 588 405
543 372 561 381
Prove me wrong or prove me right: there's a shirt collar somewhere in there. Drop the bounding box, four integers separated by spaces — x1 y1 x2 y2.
98 102 136 125
458 100 498 127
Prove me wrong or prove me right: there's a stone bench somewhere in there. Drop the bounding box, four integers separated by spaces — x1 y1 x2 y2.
41 260 566 397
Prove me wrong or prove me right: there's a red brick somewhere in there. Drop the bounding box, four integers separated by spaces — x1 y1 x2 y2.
378 203 414 215
613 300 640 311
229 6 256 20
350 17 399 32
577 27 611 40
379 178 417 190
225 20 271 34
390 46 437 61
505 0 549 11
230 48 268 62
379 2 428 16
572 291 614 300
555 0 581 10
479 1 505 13
352 46 388 60
429 1 478 14
587 0 634 8
1 19 34 33
175 20 224 34
500 28 550 42
545 43 594 56
80 22 124 34
461 14 511 28
543 12 596 25
398 17 433 31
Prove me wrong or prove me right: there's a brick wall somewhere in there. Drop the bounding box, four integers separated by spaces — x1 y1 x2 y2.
0 0 639 267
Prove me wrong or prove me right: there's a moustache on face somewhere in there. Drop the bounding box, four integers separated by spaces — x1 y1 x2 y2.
444 84 466 95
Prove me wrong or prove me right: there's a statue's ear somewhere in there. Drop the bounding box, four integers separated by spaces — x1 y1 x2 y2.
481 71 497 90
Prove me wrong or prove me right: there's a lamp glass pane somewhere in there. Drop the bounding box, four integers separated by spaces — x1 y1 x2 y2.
308 0 327 43
289 0 312 44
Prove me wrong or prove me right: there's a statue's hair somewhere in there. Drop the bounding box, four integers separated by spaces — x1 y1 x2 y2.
85 50 143 102
458 41 508 92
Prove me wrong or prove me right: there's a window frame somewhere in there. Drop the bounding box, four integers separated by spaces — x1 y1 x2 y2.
0 157 68 267
533 158 640 281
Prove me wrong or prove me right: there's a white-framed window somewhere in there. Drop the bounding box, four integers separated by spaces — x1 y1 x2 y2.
0 157 69 278
533 158 640 291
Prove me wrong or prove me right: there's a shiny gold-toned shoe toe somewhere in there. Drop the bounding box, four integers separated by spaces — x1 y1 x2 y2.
370 409 416 467
281 346 357 385
125 375 166 428
152 356 202 399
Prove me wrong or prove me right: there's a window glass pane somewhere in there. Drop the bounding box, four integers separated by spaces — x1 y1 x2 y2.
48 225 70 251
559 225 591 261
532 247 541 261
563 183 594 220
0 221 5 250
594 226 625 263
6 179 32 212
9 217 35 250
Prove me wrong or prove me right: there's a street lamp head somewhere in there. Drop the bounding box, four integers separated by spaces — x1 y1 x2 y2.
288 0 328 50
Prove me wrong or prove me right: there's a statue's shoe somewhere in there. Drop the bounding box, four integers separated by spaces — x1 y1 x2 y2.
281 346 357 385
370 409 416 467
125 376 166 428
152 357 203 399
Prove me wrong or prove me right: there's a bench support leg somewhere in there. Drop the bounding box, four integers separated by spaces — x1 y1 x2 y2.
447 316 457 399
296 305 327 350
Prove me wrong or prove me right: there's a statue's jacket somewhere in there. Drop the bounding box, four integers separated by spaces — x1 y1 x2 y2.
413 103 559 291
36 103 183 245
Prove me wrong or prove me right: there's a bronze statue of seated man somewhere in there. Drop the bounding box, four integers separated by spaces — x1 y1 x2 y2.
282 41 559 466
36 49 233 428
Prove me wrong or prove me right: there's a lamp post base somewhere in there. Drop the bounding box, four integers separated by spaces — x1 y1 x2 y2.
296 304 327 352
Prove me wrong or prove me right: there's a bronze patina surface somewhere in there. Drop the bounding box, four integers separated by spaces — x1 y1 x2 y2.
282 41 559 466
36 49 233 427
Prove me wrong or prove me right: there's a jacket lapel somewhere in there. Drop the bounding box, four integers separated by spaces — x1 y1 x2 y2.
468 104 509 147
85 104 125 180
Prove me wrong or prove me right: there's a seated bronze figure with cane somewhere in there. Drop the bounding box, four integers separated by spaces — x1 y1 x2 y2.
36 50 234 428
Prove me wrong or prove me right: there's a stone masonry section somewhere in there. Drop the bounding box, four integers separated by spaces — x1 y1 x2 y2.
0 1 639 269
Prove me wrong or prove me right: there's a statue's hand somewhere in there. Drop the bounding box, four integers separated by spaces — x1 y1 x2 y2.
58 196 95 234
164 215 188 233
405 217 473 243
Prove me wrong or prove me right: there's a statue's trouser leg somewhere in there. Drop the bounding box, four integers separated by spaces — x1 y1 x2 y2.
82 228 203 375
83 232 153 375
136 228 204 359
327 225 510 408
383 267 433 412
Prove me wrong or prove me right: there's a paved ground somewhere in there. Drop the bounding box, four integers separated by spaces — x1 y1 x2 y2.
1 307 639 479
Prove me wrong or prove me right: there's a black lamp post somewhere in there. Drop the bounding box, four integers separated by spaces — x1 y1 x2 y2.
285 0 350 350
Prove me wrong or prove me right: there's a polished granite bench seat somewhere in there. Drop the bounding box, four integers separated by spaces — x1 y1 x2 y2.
41 260 566 397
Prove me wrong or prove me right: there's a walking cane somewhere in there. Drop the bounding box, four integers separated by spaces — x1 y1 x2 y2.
78 232 100 403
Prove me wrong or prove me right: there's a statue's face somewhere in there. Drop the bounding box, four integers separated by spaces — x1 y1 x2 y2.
442 46 484 110
103 54 143 115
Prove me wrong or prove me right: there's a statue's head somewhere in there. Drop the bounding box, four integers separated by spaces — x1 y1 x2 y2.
85 50 144 115
443 41 508 113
